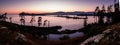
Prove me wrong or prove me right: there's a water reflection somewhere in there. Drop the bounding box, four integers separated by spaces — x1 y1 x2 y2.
7 15 113 30
48 32 84 40
7 15 98 30
6 15 98 40
4 14 118 40
83 19 87 26
59 34 70 40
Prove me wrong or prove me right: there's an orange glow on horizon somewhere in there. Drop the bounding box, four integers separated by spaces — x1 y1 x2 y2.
0 0 113 14
0 1 96 14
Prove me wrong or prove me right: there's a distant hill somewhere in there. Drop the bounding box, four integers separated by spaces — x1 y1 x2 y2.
19 11 95 16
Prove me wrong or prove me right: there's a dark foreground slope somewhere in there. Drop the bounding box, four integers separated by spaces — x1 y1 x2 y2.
80 23 120 45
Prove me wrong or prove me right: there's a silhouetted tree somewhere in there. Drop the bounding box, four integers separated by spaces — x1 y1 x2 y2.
94 6 100 23
95 5 106 24
30 15 35 26
102 5 106 13
43 20 50 27
112 0 120 23
20 16 25 25
107 5 113 13
105 5 113 23
9 17 12 23
0 13 8 21
38 17 42 26
95 6 100 14
43 20 47 26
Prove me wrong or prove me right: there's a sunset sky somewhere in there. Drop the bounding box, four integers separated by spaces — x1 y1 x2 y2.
0 0 114 14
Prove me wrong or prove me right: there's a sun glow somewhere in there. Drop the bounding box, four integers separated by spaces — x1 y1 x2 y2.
0 0 113 14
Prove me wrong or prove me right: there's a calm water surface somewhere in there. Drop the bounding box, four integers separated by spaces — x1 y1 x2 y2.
6 15 99 30
6 15 107 40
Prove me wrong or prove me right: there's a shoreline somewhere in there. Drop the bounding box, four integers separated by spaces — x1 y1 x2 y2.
0 20 118 45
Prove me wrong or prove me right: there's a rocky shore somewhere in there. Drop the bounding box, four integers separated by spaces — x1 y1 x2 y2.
80 23 120 45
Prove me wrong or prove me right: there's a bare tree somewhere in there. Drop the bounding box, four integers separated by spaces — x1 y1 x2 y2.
107 5 113 13
94 6 100 23
102 5 106 13
95 6 100 14
30 16 35 26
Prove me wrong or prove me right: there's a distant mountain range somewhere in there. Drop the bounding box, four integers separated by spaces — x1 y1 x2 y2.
19 11 95 16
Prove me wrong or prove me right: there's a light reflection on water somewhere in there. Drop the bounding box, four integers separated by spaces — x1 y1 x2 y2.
48 32 84 40
6 15 105 40
6 15 98 31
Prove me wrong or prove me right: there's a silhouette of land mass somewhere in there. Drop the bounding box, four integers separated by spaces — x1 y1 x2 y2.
19 11 94 16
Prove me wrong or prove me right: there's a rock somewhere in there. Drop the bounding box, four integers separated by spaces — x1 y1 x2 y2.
0 27 8 29
15 33 27 41
80 29 120 45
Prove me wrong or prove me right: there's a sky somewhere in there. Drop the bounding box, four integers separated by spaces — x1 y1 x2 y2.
0 0 115 14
